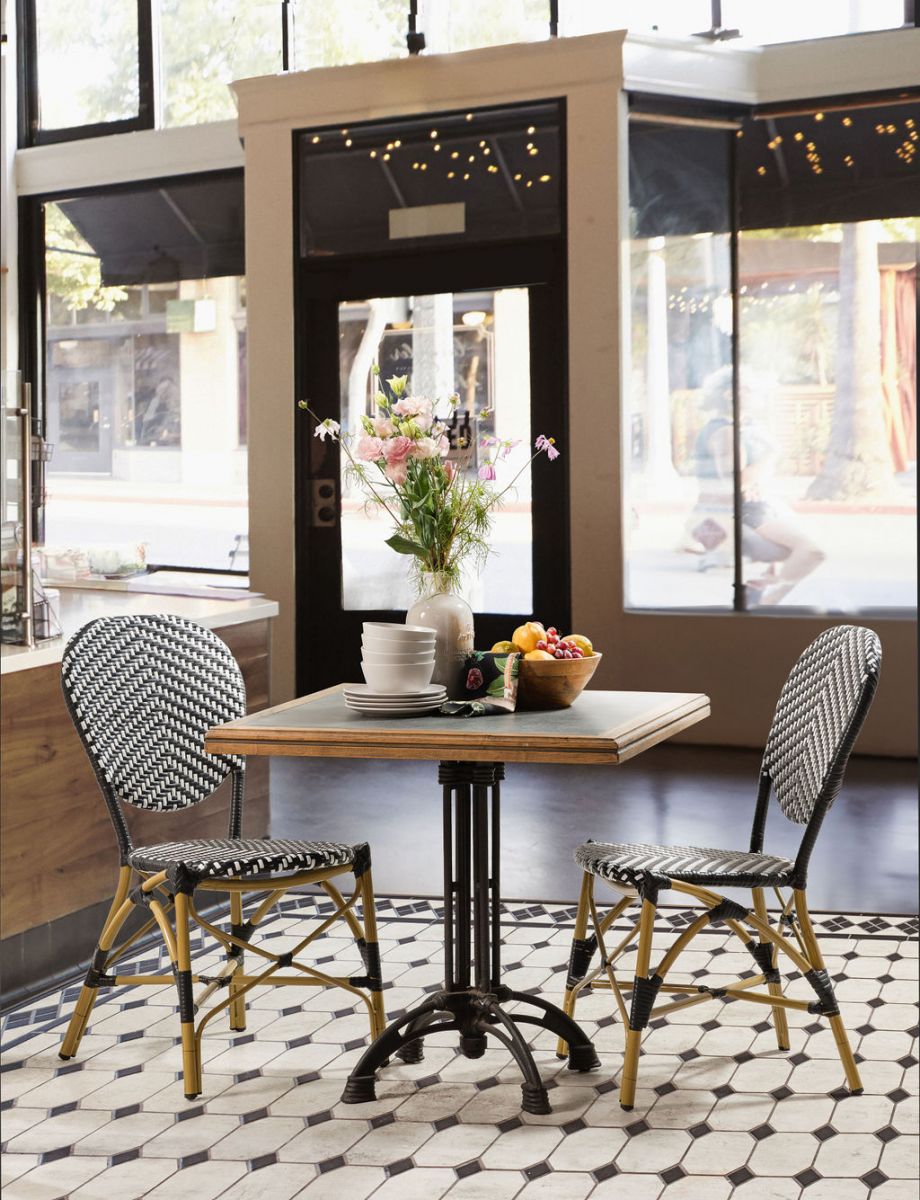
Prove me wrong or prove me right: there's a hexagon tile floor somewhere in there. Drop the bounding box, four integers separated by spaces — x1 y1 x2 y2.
1 895 917 1200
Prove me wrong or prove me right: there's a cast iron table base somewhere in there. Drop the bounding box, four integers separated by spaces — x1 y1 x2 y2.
342 761 599 1114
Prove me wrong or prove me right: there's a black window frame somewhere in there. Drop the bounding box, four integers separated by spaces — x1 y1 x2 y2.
17 0 156 148
19 168 250 575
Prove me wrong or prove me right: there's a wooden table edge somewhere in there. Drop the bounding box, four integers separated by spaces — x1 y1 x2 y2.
205 695 711 765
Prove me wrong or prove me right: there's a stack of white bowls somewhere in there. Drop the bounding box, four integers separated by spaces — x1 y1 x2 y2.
361 622 437 692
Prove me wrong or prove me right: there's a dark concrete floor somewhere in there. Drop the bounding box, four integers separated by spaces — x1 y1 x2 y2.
270 745 918 913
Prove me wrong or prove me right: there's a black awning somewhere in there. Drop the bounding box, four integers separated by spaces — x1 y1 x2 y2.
57 172 245 285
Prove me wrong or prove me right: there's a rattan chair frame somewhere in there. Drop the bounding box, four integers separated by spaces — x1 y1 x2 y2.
57 615 385 1100
558 625 882 1110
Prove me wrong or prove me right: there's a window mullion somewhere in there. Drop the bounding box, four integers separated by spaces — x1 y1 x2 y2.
138 0 158 130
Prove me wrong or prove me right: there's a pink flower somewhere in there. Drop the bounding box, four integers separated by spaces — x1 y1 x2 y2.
412 436 441 460
478 463 496 481
466 667 484 691
356 435 384 462
443 460 458 481
371 416 395 438
438 435 450 456
501 439 521 458
384 436 414 465
535 434 560 461
392 396 433 426
385 460 408 485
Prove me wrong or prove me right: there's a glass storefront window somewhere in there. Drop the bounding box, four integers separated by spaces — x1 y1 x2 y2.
625 103 918 614
159 0 283 126
34 0 140 130
723 0 907 44
41 179 248 572
338 290 533 614
292 0 406 70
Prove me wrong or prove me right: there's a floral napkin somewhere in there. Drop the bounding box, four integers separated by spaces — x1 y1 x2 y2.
440 650 521 717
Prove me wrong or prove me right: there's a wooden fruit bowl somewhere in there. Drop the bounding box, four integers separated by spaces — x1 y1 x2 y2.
517 652 602 711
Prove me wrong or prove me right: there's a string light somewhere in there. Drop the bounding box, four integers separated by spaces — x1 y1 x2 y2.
513 172 522 180
420 162 428 171
463 172 470 180
528 147 539 156
794 131 804 141
539 174 551 183
382 152 391 161
450 150 459 159
433 143 441 151
844 154 854 167
757 165 767 176
311 135 320 143
369 150 377 158
526 125 535 134
842 116 853 127
345 138 352 147
465 113 473 121
814 112 825 121
468 154 476 162
430 129 438 138
447 170 455 179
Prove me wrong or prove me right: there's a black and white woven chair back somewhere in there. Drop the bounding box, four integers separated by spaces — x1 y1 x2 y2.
61 614 246 812
762 625 881 826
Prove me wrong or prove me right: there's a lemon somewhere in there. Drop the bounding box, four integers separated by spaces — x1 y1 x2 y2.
565 634 594 656
491 640 516 654
524 649 554 660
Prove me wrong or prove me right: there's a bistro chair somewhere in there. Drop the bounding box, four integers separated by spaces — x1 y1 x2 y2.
559 624 881 1109
58 614 385 1099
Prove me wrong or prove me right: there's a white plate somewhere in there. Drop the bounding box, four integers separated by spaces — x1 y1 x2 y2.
343 684 445 700
347 696 444 708
347 704 443 716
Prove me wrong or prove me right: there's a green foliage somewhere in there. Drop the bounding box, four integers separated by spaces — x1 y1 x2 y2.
45 204 128 314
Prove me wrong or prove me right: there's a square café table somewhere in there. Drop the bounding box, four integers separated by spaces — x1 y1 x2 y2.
205 685 710 1114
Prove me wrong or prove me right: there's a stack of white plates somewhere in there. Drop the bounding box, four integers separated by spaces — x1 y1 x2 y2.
344 683 446 716
360 622 437 693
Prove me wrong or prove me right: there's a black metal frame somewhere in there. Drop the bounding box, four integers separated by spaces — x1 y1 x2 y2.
342 760 599 1115
291 99 570 696
17 0 156 147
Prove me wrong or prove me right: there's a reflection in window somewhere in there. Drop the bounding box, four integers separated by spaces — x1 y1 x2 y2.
338 291 532 614
160 0 282 126
625 103 918 614
293 0 406 69
41 180 248 572
34 0 139 130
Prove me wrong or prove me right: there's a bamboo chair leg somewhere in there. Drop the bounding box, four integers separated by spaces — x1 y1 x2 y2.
794 890 863 1094
60 867 133 1060
228 891 247 1032
359 867 386 1040
751 887 790 1051
620 896 657 1112
557 872 595 1058
175 891 202 1100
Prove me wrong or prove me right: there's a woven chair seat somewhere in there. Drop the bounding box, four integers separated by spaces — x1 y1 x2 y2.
130 837 356 882
575 840 796 891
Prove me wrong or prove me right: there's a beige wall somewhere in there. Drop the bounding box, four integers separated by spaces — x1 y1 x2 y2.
234 33 917 757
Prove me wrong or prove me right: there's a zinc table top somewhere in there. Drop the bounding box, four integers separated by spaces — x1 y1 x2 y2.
205 685 710 766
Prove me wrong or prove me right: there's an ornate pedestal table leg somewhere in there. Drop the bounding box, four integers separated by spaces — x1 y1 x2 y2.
343 761 599 1114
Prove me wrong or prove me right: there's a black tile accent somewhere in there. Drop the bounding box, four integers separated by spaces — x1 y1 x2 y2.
370 1112 396 1129
318 1155 347 1173
113 1103 141 1120
813 1124 837 1141
733 1051 755 1064
655 1081 678 1097
39 1147 72 1165
250 1152 278 1170
625 1120 649 1138
179 1150 209 1168
523 1161 552 1181
794 1167 822 1187
455 1160 483 1179
306 1111 333 1127
713 1084 736 1099
751 1123 775 1141
176 1105 206 1122
496 1117 523 1134
678 1048 700 1062
887 1087 910 1103
386 1158 414 1177
49 1102 79 1117
875 1125 900 1143
727 1166 755 1187
688 1123 711 1139
109 1147 141 1166
591 1161 619 1182
660 1165 686 1185
434 1114 460 1132
860 1169 889 1188
241 1107 270 1125
475 1076 500 1091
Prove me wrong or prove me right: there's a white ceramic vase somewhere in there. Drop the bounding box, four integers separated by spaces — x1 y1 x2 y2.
406 579 474 698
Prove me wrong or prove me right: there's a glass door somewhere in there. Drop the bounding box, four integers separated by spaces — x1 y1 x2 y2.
296 243 568 693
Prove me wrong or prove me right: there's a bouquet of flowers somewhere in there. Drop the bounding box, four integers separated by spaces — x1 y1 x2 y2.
300 369 560 595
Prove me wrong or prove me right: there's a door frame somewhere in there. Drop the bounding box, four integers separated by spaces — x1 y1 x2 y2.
294 238 569 694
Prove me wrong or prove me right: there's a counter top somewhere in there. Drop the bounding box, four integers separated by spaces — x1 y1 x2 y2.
1 586 279 675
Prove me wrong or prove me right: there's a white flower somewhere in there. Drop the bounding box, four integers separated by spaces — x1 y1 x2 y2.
314 419 341 441
412 436 441 459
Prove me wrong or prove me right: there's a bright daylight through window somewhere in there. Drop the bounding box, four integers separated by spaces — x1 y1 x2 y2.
40 176 248 574
625 101 918 613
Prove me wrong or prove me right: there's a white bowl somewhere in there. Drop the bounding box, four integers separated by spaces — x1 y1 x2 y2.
362 634 435 650
363 622 437 642
361 649 436 666
361 660 435 692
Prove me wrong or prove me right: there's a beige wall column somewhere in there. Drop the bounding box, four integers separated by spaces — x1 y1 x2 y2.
243 126 297 699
